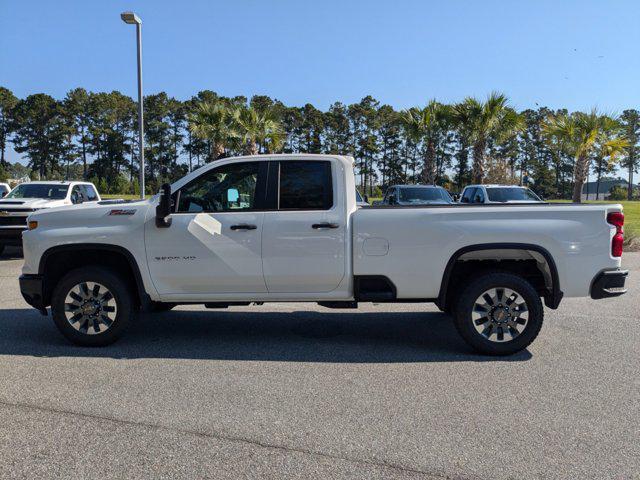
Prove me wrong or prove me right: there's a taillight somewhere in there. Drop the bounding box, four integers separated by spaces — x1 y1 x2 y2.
607 212 624 257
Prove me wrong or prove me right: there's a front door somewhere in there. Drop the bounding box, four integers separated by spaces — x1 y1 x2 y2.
145 161 268 296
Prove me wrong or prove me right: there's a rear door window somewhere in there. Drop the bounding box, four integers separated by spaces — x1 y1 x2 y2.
461 188 475 203
82 185 99 201
278 161 333 210
472 188 485 203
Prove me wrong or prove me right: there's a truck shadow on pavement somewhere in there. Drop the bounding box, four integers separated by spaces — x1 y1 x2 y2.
0 308 532 363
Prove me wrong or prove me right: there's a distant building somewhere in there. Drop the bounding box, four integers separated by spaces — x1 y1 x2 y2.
581 178 634 201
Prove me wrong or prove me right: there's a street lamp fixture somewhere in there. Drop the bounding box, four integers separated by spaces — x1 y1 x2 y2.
120 11 145 199
120 12 141 25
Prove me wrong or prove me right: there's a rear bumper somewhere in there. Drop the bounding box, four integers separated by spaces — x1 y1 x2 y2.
590 269 628 300
19 274 47 314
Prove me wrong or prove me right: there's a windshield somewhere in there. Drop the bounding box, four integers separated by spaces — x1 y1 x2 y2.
486 187 541 202
399 187 452 203
6 184 69 200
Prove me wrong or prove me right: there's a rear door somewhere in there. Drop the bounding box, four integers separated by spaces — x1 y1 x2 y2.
262 159 346 293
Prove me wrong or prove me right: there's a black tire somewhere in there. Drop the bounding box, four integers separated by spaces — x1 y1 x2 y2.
51 267 135 347
453 272 543 356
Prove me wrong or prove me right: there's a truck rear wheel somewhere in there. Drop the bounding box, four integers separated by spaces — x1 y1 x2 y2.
453 272 543 356
51 267 135 346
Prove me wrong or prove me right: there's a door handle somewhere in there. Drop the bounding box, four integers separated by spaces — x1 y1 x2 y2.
312 223 339 229
230 224 257 231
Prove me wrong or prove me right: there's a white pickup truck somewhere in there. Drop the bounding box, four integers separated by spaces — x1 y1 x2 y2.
19 154 628 355
0 180 101 255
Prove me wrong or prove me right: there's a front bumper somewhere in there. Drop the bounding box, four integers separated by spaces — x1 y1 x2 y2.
0 227 26 246
19 274 47 314
590 269 628 300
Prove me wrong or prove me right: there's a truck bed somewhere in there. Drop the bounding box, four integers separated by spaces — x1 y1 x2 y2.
353 203 622 299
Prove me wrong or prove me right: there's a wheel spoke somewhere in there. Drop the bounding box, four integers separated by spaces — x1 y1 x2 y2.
69 291 83 303
481 324 494 338
80 283 90 297
92 283 101 297
483 293 494 306
508 325 520 338
495 288 505 304
100 315 113 328
100 291 113 302
474 316 489 326
473 303 488 313
496 326 504 341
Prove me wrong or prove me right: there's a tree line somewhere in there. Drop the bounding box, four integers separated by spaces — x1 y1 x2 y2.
0 86 638 202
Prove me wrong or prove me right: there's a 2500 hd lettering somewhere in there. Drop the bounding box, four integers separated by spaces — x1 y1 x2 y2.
19 155 628 355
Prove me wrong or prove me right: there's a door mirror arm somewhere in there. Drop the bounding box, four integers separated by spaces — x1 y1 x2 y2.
156 183 173 228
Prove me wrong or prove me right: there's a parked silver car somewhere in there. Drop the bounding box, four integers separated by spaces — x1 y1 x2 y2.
460 185 543 204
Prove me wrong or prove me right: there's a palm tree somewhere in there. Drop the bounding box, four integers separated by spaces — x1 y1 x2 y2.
593 117 628 200
187 101 232 162
401 100 450 184
232 106 284 155
456 92 523 184
542 110 628 203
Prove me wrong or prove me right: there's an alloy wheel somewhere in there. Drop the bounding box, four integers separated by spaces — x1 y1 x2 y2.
471 287 529 343
64 282 118 335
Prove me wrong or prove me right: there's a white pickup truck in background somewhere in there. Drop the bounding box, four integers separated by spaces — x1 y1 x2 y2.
19 155 628 355
0 180 101 255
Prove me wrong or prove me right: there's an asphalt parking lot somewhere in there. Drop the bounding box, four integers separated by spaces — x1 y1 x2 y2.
0 247 638 480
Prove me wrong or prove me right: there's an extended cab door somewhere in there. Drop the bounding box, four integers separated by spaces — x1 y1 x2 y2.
261 159 346 293
145 160 268 295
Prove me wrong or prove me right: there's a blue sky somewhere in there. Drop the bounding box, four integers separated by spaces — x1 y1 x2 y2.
1 0 639 164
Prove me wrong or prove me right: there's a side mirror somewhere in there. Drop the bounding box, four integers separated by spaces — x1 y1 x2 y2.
156 183 173 228
388 196 396 205
364 194 369 203
227 188 239 204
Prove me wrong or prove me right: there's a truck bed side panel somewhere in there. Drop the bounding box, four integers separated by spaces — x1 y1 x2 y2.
353 205 622 299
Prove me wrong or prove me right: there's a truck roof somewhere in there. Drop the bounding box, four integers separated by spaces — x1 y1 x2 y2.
172 154 356 192
16 181 95 186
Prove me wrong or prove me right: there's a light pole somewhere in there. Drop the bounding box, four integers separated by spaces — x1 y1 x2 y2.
120 11 145 199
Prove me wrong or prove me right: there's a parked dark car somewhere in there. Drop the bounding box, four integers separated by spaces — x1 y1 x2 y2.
376 185 454 206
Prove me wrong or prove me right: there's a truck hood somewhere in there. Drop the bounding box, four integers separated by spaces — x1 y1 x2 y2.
0 198 69 209
29 199 153 227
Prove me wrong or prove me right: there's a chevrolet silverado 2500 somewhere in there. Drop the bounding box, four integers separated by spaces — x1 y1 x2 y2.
19 154 628 355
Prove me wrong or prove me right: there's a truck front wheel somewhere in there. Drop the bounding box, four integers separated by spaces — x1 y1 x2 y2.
453 272 543 356
51 267 135 346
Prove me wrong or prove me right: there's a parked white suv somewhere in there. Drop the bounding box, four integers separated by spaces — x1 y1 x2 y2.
460 185 543 204
19 155 627 355
0 181 100 253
